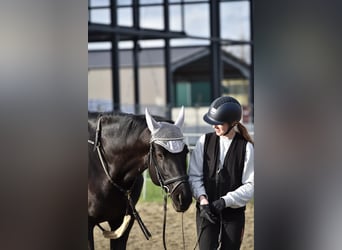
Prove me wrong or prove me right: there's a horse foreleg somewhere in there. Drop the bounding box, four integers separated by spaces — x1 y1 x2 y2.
88 224 95 250
109 175 144 249
109 218 135 250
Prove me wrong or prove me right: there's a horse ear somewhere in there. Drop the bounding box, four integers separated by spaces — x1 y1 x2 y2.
145 108 160 133
174 106 185 128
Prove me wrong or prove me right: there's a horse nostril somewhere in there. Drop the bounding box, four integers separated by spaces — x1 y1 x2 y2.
178 194 182 206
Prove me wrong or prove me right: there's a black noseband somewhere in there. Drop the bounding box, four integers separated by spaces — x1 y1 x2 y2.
162 175 189 194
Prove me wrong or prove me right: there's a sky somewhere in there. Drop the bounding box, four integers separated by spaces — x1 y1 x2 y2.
88 0 251 62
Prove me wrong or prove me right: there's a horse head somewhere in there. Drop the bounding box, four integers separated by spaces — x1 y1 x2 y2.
145 107 192 212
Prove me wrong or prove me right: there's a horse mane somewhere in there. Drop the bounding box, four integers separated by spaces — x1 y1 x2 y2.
88 111 174 142
88 111 173 124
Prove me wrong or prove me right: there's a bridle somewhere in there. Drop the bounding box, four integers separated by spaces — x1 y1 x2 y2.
148 137 189 195
148 136 189 250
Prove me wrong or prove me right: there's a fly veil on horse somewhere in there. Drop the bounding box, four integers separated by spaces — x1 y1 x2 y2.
88 107 192 249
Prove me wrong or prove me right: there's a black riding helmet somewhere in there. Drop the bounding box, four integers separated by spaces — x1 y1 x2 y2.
203 96 242 125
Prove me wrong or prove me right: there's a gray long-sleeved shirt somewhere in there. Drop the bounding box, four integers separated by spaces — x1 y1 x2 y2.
188 133 254 208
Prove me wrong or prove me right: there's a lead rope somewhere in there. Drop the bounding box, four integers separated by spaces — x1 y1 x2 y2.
181 213 186 250
163 192 168 250
217 214 223 250
193 216 206 250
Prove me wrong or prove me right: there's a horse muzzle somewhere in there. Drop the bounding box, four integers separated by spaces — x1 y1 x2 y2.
170 181 192 212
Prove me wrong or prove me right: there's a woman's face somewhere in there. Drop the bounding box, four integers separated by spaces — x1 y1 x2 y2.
213 123 229 136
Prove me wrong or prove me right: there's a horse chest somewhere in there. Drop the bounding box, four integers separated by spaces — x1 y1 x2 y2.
89 186 127 221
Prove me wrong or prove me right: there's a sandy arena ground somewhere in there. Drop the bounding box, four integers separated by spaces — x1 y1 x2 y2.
94 201 254 250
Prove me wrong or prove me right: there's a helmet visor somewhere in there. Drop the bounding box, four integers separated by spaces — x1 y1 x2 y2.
203 113 224 125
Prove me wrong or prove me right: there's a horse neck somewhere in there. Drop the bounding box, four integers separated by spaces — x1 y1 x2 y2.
107 127 151 188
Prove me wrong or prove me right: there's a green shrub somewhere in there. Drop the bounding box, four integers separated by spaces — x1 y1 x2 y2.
140 178 165 203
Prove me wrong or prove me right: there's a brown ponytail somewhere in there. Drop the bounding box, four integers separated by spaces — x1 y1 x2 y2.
236 122 254 145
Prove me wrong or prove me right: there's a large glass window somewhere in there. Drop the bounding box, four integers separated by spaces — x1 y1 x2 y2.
174 81 211 107
222 79 249 106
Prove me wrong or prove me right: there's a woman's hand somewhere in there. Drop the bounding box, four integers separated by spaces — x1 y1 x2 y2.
211 198 226 215
199 204 217 224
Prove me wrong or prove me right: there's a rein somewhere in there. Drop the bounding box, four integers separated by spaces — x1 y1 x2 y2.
88 117 151 240
88 140 126 194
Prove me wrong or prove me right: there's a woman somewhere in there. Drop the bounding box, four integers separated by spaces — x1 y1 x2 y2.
188 96 254 250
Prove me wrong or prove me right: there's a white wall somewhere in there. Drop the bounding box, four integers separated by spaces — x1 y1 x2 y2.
88 67 166 107
88 69 112 101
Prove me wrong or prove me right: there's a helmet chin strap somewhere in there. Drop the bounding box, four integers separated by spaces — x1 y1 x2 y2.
223 122 238 136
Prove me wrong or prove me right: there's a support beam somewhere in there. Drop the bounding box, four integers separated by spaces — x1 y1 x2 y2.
209 0 222 100
133 40 140 114
249 0 254 122
133 0 140 114
110 0 120 111
88 24 187 40
164 0 172 119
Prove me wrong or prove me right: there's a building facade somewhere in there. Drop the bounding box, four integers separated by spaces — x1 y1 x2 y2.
88 46 251 122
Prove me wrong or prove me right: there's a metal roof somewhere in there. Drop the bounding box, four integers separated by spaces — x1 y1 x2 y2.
88 46 249 72
88 46 205 68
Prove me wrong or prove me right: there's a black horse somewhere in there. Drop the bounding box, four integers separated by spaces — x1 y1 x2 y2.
88 108 192 249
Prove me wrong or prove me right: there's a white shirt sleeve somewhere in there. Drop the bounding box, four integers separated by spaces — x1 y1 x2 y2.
188 134 207 200
221 142 254 208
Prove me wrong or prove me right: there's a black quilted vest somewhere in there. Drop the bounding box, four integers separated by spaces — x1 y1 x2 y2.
203 132 247 218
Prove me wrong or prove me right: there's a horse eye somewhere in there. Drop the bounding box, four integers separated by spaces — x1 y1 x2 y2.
157 152 164 159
